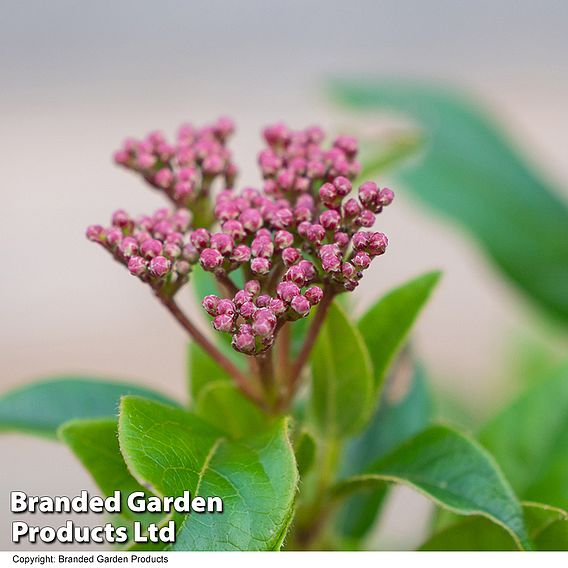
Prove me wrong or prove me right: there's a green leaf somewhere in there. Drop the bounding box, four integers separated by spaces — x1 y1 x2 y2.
194 381 272 439
333 424 529 550
336 362 433 540
0 377 177 438
331 80 568 324
118 396 298 551
295 429 317 477
421 502 568 551
358 270 441 393
187 342 231 402
310 301 374 438
479 361 568 509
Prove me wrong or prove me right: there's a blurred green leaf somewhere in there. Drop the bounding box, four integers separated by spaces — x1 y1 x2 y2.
479 361 568 510
194 381 272 438
295 429 317 477
187 342 231 402
359 271 441 393
336 362 433 541
310 301 374 438
331 80 568 324
421 502 568 551
119 396 297 551
334 424 529 550
0 377 177 438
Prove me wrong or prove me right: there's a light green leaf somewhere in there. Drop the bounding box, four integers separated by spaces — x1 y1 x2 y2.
421 502 568 551
310 301 374 438
333 424 529 550
118 396 298 551
358 271 441 392
194 381 272 438
479 361 568 509
0 377 177 438
336 362 432 540
331 80 568 324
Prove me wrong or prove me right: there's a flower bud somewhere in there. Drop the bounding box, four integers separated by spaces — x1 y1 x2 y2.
333 176 352 197
119 237 138 257
250 257 271 275
319 210 341 231
190 228 210 250
140 238 163 259
213 314 234 333
128 256 147 276
149 256 171 277
239 301 256 318
231 244 251 263
356 209 375 228
306 224 326 244
368 232 388 256
269 298 286 315
352 251 371 270
155 168 174 188
277 281 300 303
222 220 245 242
86 225 105 242
282 247 301 267
232 328 256 354
304 286 324 305
217 299 236 316
252 308 277 337
245 280 261 296
379 187 394 206
290 295 311 317
274 230 294 250
358 182 379 209
210 233 233 255
199 248 224 271
334 231 350 248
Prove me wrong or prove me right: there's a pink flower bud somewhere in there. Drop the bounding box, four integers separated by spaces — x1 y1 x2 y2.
352 251 371 270
256 294 272 308
343 198 361 218
368 232 388 256
319 244 342 273
306 224 326 244
175 260 191 275
217 299 236 316
305 286 324 305
222 220 245 242
282 247 301 267
319 182 337 207
251 236 274 258
319 210 341 231
231 244 251 263
252 308 277 338
334 231 350 248
232 328 256 354
239 301 256 318
342 262 356 279
155 168 174 188
174 181 192 200
234 290 252 308
356 209 375 228
269 298 286 315
333 136 358 158
240 208 263 232
210 233 233 255
163 243 181 259
358 182 379 209
119 237 138 257
294 205 312 223
199 248 224 271
190 228 210 250
290 295 311 317
258 149 282 176
286 265 306 286
352 231 369 251
137 153 156 170
333 176 352 197
203 154 224 175
213 314 234 332
111 209 130 228
299 260 316 281
277 281 300 303
250 257 271 275
128 256 147 276
149 255 171 277
245 280 261 296
182 243 199 263
379 188 394 206
263 123 290 146
113 149 130 165
86 224 105 242
276 169 295 191
274 230 294 250
140 238 163 259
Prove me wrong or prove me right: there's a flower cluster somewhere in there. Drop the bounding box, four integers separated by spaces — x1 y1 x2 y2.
88 119 394 358
113 117 237 216
202 280 323 355
258 123 361 199
86 207 196 295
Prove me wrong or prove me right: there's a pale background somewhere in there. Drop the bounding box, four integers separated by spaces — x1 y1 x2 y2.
1 0 567 551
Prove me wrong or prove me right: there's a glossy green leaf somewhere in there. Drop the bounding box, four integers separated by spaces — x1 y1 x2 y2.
194 381 272 439
358 271 441 392
333 424 529 550
118 396 298 551
336 362 433 540
421 502 568 551
479 361 568 509
310 301 374 438
331 80 568 324
0 377 177 438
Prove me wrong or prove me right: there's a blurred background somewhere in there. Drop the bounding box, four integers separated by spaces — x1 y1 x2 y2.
1 0 567 551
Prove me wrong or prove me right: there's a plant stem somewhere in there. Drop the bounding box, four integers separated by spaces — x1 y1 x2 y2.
287 288 335 399
157 292 266 408
215 272 239 297
277 323 291 383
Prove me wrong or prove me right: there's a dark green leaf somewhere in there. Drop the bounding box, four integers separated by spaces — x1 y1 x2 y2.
0 377 177 438
421 502 568 551
479 361 568 509
358 271 441 393
333 424 529 550
310 301 374 438
331 80 568 324
336 362 432 539
295 429 317 477
118 396 298 551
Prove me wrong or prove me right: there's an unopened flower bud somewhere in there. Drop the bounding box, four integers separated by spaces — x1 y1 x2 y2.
128 256 147 276
333 176 352 197
277 281 300 303
245 280 261 296
190 228 210 250
149 255 171 277
119 237 138 257
304 286 324 305
210 233 233 255
217 299 236 316
252 308 277 337
352 251 371 270
269 298 286 315
306 224 326 244
200 248 224 271
213 314 234 332
250 257 271 275
290 295 311 317
155 168 174 188
86 225 105 242
274 230 294 250
319 210 341 231
379 188 394 206
334 231 350 248
356 209 375 228
140 238 163 259
231 244 251 263
232 328 256 354
368 232 388 256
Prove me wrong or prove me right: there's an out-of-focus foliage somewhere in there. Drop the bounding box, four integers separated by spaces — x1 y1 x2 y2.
330 79 568 325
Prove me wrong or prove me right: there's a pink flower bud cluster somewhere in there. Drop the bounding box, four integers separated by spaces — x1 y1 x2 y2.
86 207 197 293
202 280 324 355
113 117 238 209
258 123 361 198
